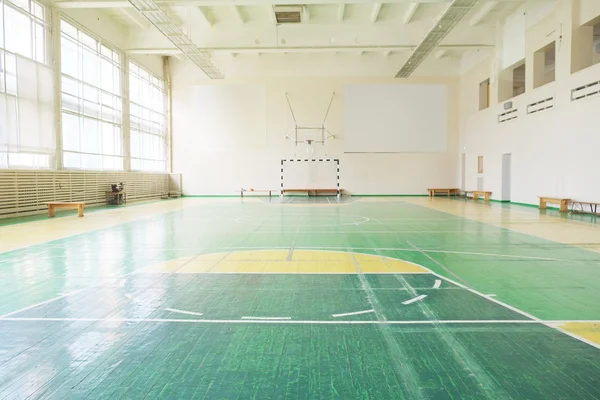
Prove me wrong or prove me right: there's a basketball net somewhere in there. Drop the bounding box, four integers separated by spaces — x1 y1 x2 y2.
306 140 315 157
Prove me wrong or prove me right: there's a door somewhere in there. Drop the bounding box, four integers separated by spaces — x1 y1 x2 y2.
501 153 512 201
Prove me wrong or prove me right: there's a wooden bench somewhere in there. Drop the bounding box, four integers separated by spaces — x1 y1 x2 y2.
465 190 492 201
282 189 342 199
283 188 342 197
538 197 571 212
571 200 600 215
240 189 279 197
427 188 460 197
47 202 85 217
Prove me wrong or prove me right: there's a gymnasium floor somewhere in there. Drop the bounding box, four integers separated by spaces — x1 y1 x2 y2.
0 197 599 399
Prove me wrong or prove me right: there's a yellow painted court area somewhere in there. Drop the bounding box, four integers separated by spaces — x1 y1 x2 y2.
141 250 429 274
559 323 600 346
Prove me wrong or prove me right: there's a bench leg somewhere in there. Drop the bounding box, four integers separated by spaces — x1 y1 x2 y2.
473 193 479 200
539 200 547 209
484 193 491 201
78 205 84 217
48 206 55 217
560 201 568 213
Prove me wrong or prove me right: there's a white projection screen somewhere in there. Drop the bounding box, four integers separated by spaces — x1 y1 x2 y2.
343 84 448 153
283 160 338 189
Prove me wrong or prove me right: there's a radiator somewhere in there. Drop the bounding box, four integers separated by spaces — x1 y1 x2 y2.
0 170 169 219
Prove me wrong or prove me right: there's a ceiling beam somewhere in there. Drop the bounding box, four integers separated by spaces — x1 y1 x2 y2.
55 0 523 8
233 5 245 23
126 44 491 55
469 1 498 26
197 6 214 26
55 0 131 8
267 5 276 24
396 0 478 78
370 3 382 23
338 4 345 21
303 5 310 22
118 7 148 29
403 2 419 24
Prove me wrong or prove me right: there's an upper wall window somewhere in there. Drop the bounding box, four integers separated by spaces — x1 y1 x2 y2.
60 20 124 171
0 0 47 63
129 62 167 172
0 0 54 169
593 22 600 66
479 79 490 110
572 16 600 73
534 42 556 89
512 63 526 97
498 60 526 102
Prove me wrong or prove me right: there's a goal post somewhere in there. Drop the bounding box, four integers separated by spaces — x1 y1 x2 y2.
281 158 340 198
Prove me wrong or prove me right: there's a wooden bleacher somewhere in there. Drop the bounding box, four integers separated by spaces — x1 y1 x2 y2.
47 202 85 217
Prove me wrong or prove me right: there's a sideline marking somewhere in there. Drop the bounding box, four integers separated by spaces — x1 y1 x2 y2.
332 309 375 318
0 317 556 325
165 308 204 317
402 294 427 305
0 287 92 319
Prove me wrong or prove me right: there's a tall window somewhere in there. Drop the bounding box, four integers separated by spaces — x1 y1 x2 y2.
60 20 123 170
129 62 166 172
0 0 53 169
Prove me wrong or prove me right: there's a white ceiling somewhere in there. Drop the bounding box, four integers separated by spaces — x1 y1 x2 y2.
55 0 531 76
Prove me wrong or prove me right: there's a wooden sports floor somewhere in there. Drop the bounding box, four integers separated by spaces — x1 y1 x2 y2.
0 197 599 399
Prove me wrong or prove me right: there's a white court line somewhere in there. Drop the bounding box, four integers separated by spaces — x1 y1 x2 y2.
0 287 91 319
433 280 442 289
487 294 497 297
402 295 427 305
428 271 541 322
332 309 374 318
165 308 204 317
0 269 151 319
139 271 431 275
0 317 543 324
220 246 559 261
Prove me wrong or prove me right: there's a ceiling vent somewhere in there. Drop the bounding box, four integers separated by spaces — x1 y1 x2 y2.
274 5 302 23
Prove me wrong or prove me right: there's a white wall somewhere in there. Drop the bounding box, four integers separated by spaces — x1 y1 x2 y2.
459 0 600 204
172 61 460 195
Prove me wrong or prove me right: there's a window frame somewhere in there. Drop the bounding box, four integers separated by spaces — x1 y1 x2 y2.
128 61 167 172
0 0 53 169
60 17 125 171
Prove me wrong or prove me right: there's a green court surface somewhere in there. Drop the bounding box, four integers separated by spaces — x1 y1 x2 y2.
1 198 600 399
